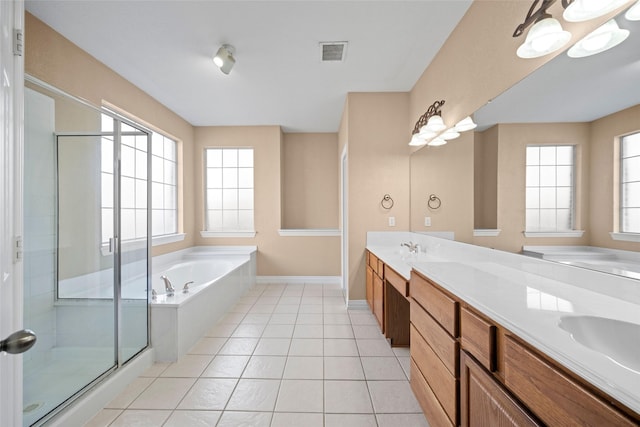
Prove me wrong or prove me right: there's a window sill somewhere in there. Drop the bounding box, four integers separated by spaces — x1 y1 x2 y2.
100 233 186 256
523 230 585 238
278 229 341 237
473 229 501 237
200 230 257 238
610 232 640 242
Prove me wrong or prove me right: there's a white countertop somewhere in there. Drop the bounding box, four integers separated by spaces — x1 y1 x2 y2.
366 232 640 415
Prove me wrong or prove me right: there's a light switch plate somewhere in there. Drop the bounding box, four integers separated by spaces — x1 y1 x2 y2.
424 216 431 227
389 216 396 227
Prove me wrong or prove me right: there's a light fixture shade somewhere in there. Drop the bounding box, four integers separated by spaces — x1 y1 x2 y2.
454 116 477 132
427 137 447 147
563 0 628 22
516 17 571 59
417 126 438 140
440 128 461 140
626 0 640 20
213 44 236 74
409 134 427 147
425 115 446 132
567 19 629 58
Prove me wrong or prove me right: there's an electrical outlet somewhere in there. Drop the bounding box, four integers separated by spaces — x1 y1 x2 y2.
389 216 396 227
424 216 431 227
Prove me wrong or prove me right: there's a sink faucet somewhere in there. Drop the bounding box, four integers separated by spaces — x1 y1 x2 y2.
160 275 175 296
401 241 421 254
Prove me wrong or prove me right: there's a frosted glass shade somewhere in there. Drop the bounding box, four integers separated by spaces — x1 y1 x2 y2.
517 18 571 59
427 137 447 147
563 0 628 22
454 116 477 132
567 19 629 58
424 115 446 132
440 128 461 140
409 134 427 147
626 0 640 20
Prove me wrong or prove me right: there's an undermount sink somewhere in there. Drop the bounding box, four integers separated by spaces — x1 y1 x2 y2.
558 315 640 373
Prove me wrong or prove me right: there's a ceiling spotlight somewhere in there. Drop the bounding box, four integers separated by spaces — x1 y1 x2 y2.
567 19 629 58
213 44 235 75
563 0 628 22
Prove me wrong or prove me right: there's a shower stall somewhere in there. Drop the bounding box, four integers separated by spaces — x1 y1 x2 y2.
22 79 150 426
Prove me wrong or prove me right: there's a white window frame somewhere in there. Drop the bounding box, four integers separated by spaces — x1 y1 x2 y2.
524 145 583 238
100 111 183 255
612 132 640 242
202 147 256 238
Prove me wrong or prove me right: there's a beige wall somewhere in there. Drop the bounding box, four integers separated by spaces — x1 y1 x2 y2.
346 92 410 300
590 104 640 251
282 133 339 229
410 132 474 241
474 126 498 229
25 13 196 257
194 126 341 276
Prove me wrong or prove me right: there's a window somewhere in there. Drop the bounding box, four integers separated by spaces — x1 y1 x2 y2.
151 132 178 237
525 145 575 232
100 112 178 246
205 148 254 233
620 132 640 233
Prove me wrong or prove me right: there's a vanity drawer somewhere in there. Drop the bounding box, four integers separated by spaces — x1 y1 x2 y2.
504 335 637 427
385 265 409 298
411 359 455 427
461 306 496 372
411 300 458 376
368 252 379 272
411 272 458 337
411 325 458 424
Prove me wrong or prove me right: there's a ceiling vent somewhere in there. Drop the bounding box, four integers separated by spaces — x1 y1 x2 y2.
320 42 348 62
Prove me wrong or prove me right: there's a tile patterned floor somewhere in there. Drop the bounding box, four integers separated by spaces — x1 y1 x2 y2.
85 283 429 427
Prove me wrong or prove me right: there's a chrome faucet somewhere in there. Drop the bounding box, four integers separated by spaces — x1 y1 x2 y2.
160 275 175 296
401 241 421 254
182 281 194 293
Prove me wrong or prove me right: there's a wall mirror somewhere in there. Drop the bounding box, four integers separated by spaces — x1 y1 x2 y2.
410 8 640 280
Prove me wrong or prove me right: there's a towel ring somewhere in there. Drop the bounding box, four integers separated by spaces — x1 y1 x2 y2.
428 194 441 210
381 194 394 210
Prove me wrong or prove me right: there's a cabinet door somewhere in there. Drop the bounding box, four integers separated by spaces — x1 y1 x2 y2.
366 265 374 311
373 273 384 330
461 351 541 427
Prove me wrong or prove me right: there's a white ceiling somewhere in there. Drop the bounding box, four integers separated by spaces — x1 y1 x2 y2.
25 0 473 133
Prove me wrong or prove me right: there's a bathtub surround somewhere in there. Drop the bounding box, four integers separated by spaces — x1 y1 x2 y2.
151 247 257 362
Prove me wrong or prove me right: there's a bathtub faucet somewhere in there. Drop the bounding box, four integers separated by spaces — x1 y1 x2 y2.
160 275 175 297
183 281 194 293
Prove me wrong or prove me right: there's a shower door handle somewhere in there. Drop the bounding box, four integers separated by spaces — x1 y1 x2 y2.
109 237 118 254
0 329 37 354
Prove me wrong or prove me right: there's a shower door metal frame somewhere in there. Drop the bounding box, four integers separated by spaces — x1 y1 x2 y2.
24 76 152 426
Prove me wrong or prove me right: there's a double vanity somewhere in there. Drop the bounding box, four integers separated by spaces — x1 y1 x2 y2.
365 232 640 426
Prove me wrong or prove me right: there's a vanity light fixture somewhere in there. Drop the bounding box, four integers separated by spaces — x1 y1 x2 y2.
427 137 447 147
213 44 236 75
567 19 629 57
514 0 571 58
440 128 461 141
409 99 445 146
626 0 640 20
454 116 477 132
563 0 629 22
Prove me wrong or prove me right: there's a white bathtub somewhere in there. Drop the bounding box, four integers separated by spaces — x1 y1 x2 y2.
522 245 640 280
150 246 257 361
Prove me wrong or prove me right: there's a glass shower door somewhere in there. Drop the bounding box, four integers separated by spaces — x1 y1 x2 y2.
23 85 117 425
23 82 150 426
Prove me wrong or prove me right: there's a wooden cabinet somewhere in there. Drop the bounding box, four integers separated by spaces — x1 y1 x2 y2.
504 335 638 427
410 270 640 427
384 265 410 346
366 250 384 330
461 350 541 427
410 270 460 427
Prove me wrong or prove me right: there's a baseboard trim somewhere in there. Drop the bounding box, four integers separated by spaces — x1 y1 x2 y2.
256 276 342 285
347 299 368 309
